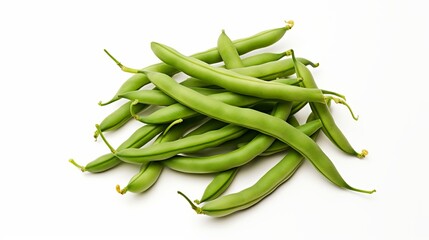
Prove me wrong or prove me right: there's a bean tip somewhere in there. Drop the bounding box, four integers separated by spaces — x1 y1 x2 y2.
358 149 368 159
285 20 294 29
116 185 126 195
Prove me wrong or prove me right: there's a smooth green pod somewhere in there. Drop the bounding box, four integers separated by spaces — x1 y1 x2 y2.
163 120 322 174
150 42 325 103
138 71 374 194
115 123 249 164
218 29 244 69
95 101 147 139
290 51 367 158
100 22 294 105
196 168 239 204
116 116 206 194
70 124 166 173
137 78 300 125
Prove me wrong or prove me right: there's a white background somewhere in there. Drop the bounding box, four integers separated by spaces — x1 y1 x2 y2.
1 0 428 239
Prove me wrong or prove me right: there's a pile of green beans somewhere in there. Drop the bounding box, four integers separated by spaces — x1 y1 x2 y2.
70 21 374 218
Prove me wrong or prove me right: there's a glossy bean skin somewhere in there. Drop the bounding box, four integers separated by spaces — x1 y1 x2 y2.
150 42 325 103
142 71 374 194
184 118 227 137
115 123 249 164
292 54 367 158
117 117 205 194
120 162 163 194
118 87 225 106
184 113 321 217
138 91 263 124
95 101 147 138
72 124 166 173
232 57 318 80
218 30 244 69
196 168 239 204
100 23 293 105
259 119 321 156
240 51 287 67
190 102 292 204
163 120 322 174
138 78 299 124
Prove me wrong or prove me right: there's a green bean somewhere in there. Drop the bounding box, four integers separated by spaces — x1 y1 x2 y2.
118 69 375 194
149 42 325 103
136 78 300 125
119 87 225 106
69 124 166 173
100 47 300 136
187 103 290 204
231 119 321 156
290 50 367 158
115 117 205 194
218 30 244 69
184 118 227 137
195 168 239 204
114 123 249 164
163 120 322 174
94 101 147 139
232 57 319 80
137 92 263 124
178 112 322 217
99 22 294 106
240 51 288 67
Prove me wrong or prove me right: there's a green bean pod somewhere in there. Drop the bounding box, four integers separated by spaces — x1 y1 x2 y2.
70 124 166 173
138 71 374 194
184 118 227 137
290 51 367 158
178 113 322 217
137 78 300 125
232 57 319 80
115 116 206 194
189 103 291 202
240 51 287 67
218 30 244 69
138 92 263 124
163 120 322 174
95 101 147 139
195 168 239 204
115 123 249 163
150 42 325 103
100 22 294 106
259 119 321 156
117 162 163 194
118 87 225 106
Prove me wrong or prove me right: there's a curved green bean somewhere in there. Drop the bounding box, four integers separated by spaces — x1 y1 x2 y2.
94 101 147 139
163 119 322 174
99 22 294 106
150 42 325 103
70 123 166 173
115 117 205 194
115 123 249 163
130 70 374 194
137 78 300 124
218 29 244 69
290 50 367 158
195 168 239 204
178 112 322 217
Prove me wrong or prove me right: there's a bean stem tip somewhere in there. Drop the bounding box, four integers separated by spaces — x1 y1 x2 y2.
104 49 140 74
177 191 202 214
95 124 116 154
285 20 295 30
69 159 85 172
357 149 368 159
116 184 127 195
